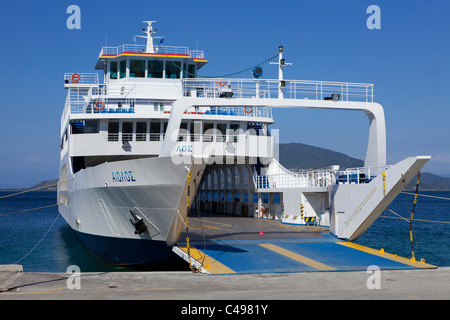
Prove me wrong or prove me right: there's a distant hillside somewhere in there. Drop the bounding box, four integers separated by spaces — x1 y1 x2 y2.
405 172 450 191
27 179 59 191
277 143 450 190
278 142 364 170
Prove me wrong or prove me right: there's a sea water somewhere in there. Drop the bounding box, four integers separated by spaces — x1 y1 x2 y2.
0 190 449 272
356 191 450 267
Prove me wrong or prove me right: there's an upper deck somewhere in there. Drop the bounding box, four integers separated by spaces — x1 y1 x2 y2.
62 21 374 127
62 73 373 126
96 44 207 67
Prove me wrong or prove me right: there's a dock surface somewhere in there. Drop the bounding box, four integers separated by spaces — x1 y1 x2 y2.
1 267 449 300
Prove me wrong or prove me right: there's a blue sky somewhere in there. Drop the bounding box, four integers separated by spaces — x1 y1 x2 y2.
0 0 449 188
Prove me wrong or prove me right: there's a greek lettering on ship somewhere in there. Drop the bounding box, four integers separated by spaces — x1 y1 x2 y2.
112 171 136 183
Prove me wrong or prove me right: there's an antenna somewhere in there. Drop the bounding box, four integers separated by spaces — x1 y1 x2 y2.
270 46 292 99
135 21 164 53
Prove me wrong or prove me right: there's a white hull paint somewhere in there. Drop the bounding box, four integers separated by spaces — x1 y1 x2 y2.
58 156 204 264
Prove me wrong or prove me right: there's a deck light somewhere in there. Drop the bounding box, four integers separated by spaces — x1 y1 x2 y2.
324 94 341 101
332 93 340 101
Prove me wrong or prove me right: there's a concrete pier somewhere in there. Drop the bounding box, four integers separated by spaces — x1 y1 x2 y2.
1 267 449 300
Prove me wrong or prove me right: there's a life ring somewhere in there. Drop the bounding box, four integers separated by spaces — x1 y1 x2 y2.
94 101 105 111
215 81 227 87
244 106 253 113
71 73 80 83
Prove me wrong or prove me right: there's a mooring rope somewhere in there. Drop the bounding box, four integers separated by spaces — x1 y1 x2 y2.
13 212 60 264
0 182 60 199
380 213 450 225
0 203 59 217
400 191 450 201
409 172 421 262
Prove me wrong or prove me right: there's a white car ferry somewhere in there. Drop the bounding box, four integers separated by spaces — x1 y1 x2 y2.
58 21 430 266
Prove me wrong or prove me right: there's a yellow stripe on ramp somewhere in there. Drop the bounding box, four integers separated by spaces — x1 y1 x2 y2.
259 243 336 271
338 242 437 269
177 246 236 274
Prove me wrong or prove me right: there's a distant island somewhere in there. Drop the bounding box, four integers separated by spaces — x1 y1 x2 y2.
27 179 59 191
278 143 450 191
3 143 450 191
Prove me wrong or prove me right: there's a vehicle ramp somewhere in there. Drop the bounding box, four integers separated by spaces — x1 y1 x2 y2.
173 214 435 275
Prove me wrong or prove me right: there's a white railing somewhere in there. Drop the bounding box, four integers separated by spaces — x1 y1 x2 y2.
198 106 273 119
64 73 99 85
189 50 205 59
102 132 249 143
183 78 374 102
64 83 140 114
62 76 373 118
99 44 204 59
254 164 392 189
255 169 335 189
336 165 391 184
104 132 166 142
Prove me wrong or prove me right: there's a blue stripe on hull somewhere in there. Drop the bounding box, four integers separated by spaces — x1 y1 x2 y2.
74 229 176 266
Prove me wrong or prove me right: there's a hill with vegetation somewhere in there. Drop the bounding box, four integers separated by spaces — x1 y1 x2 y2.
278 143 450 190
278 142 364 170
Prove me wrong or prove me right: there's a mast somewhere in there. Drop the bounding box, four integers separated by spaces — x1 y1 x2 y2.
136 21 157 53
270 46 292 99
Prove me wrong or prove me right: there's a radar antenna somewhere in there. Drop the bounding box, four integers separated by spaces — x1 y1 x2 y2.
135 21 164 53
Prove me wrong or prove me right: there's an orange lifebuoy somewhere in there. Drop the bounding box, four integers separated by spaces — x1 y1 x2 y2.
71 73 80 83
94 101 105 111
244 106 253 113
215 81 227 87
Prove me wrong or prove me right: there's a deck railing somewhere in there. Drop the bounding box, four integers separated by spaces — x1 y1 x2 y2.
183 78 374 102
99 44 204 59
62 74 374 120
64 73 99 85
254 164 391 189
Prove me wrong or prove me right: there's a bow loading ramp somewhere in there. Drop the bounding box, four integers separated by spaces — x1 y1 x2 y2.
173 213 436 275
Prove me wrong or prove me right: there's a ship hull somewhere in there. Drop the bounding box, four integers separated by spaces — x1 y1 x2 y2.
58 156 203 266
73 229 177 266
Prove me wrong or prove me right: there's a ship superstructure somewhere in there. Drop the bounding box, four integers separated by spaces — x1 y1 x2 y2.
58 21 429 266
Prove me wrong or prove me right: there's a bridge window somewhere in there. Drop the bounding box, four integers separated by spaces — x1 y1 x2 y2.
217 124 227 142
84 120 99 134
119 60 127 79
122 122 133 142
150 121 161 141
110 61 118 79
229 123 239 142
187 64 196 78
178 122 188 141
203 122 213 142
136 122 147 141
108 121 119 141
165 61 181 79
130 60 145 78
148 60 163 78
